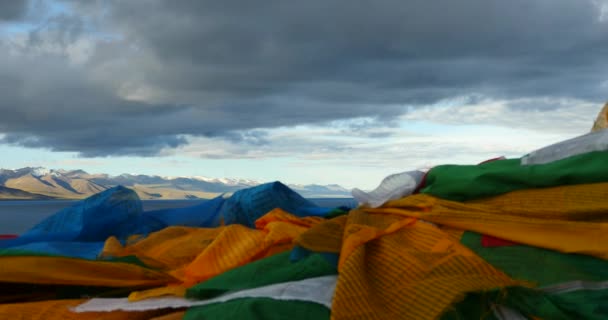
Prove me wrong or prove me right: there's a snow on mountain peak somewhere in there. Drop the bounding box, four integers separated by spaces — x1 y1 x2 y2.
191 176 259 186
31 167 52 177
192 176 216 182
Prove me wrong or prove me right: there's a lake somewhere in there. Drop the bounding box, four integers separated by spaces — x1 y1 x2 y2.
0 198 357 234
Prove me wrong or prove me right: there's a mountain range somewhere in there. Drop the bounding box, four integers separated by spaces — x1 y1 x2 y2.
0 167 352 200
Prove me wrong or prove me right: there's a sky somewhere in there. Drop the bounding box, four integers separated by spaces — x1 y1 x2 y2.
0 0 606 190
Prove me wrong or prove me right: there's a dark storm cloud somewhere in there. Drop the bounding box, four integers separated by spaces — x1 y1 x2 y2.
105 0 608 99
0 1 28 21
0 0 607 156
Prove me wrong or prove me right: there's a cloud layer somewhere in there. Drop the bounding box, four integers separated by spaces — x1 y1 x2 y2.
0 2 27 21
0 0 606 157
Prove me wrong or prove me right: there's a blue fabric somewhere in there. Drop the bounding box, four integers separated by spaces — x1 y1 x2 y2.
5 241 105 260
0 187 226 258
0 186 142 249
219 181 333 227
137 195 226 234
297 206 335 217
0 182 339 259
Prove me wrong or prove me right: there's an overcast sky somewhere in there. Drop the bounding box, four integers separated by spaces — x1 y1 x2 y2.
0 0 607 189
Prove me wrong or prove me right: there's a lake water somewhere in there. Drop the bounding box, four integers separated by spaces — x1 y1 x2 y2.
0 198 357 234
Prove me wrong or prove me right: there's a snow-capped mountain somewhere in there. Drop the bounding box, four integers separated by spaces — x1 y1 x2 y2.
0 167 351 200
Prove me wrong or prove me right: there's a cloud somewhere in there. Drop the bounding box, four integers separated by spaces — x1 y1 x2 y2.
0 2 28 21
177 115 567 165
0 0 606 157
401 97 600 134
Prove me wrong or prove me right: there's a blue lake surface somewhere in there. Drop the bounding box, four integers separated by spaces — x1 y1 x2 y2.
0 198 357 234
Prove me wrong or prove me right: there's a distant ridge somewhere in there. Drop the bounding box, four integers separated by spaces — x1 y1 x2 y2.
0 185 54 200
0 167 352 200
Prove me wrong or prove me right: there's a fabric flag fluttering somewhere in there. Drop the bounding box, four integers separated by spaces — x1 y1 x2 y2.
2 102 608 319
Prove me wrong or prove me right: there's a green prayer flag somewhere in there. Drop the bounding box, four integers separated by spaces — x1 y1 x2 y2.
421 151 608 201
187 251 337 300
